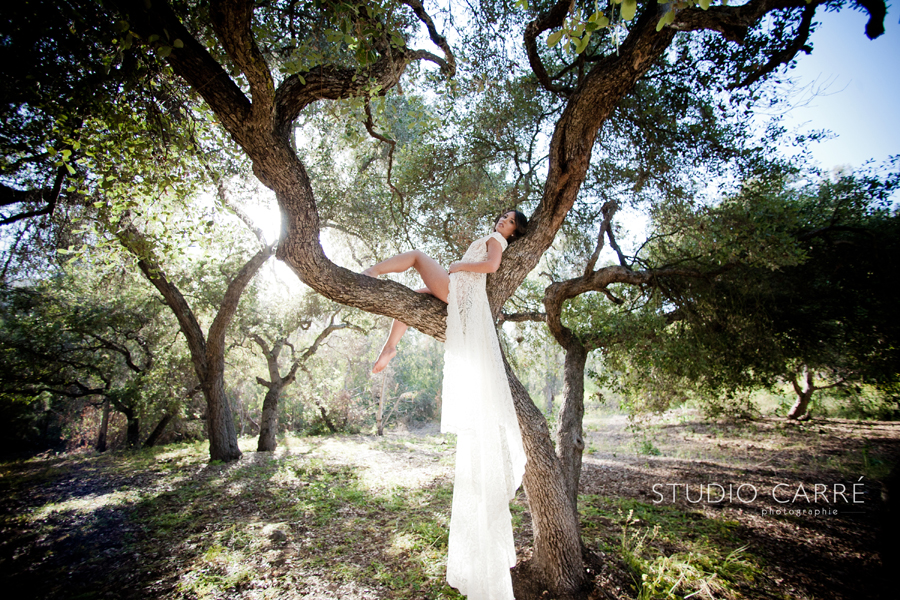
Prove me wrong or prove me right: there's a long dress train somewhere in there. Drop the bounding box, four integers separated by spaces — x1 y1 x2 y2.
442 231 527 600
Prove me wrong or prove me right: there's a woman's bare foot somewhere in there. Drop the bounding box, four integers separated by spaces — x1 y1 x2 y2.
362 266 378 277
372 344 397 374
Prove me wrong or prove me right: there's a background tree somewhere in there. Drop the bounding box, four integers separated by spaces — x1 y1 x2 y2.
605 167 900 420
0 265 188 451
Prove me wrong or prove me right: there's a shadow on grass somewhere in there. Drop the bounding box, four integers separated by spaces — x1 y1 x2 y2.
0 438 464 600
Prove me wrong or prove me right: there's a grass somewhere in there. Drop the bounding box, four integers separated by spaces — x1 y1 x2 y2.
3 418 894 600
580 497 763 600
0 434 465 599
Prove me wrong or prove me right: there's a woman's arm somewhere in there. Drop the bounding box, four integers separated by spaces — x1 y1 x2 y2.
448 238 504 274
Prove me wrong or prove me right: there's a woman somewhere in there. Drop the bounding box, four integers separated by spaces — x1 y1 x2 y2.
363 210 529 600
363 210 528 374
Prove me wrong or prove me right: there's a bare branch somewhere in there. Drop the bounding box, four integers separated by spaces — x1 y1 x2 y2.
0 167 66 226
363 99 406 211
400 0 456 77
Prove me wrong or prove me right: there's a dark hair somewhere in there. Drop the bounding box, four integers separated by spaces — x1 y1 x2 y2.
497 209 529 243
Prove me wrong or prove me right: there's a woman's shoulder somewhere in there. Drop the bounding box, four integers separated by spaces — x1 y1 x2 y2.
486 231 508 251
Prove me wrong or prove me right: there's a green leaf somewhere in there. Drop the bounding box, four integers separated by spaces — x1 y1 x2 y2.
547 30 564 48
65 163 76 175
173 39 184 49
621 0 637 21
296 74 306 85
157 46 172 58
699 0 711 9
575 32 592 54
656 9 676 31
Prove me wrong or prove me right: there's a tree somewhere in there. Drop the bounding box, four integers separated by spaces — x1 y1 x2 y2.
607 168 900 420
247 309 358 451
110 199 275 460
0 266 187 450
23 0 890 593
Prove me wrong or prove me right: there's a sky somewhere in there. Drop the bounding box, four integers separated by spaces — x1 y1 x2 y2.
777 6 900 172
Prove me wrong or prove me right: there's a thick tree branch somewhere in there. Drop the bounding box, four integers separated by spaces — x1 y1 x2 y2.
209 0 275 115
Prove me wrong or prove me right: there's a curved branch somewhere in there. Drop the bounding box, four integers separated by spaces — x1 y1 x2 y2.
275 60 407 134
728 1 820 90
363 99 405 209
400 0 456 76
523 0 575 95
0 167 66 226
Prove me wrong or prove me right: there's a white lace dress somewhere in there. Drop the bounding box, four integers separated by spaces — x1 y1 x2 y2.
441 231 527 600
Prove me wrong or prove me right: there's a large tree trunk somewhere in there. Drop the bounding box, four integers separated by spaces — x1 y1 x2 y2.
257 385 281 451
95 398 111 452
506 356 586 595
205 374 241 461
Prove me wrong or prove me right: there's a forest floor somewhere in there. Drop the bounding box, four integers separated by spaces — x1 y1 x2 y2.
1 408 898 600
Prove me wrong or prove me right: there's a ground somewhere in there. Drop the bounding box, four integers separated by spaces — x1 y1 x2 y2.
0 408 897 600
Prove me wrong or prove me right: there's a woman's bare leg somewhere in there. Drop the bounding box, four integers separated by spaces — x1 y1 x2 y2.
362 250 450 302
372 319 407 374
371 287 433 373
365 251 450 374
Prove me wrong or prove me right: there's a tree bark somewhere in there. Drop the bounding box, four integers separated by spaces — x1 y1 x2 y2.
144 411 174 448
557 341 588 521
506 355 586 594
95 398 111 452
257 385 281 451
